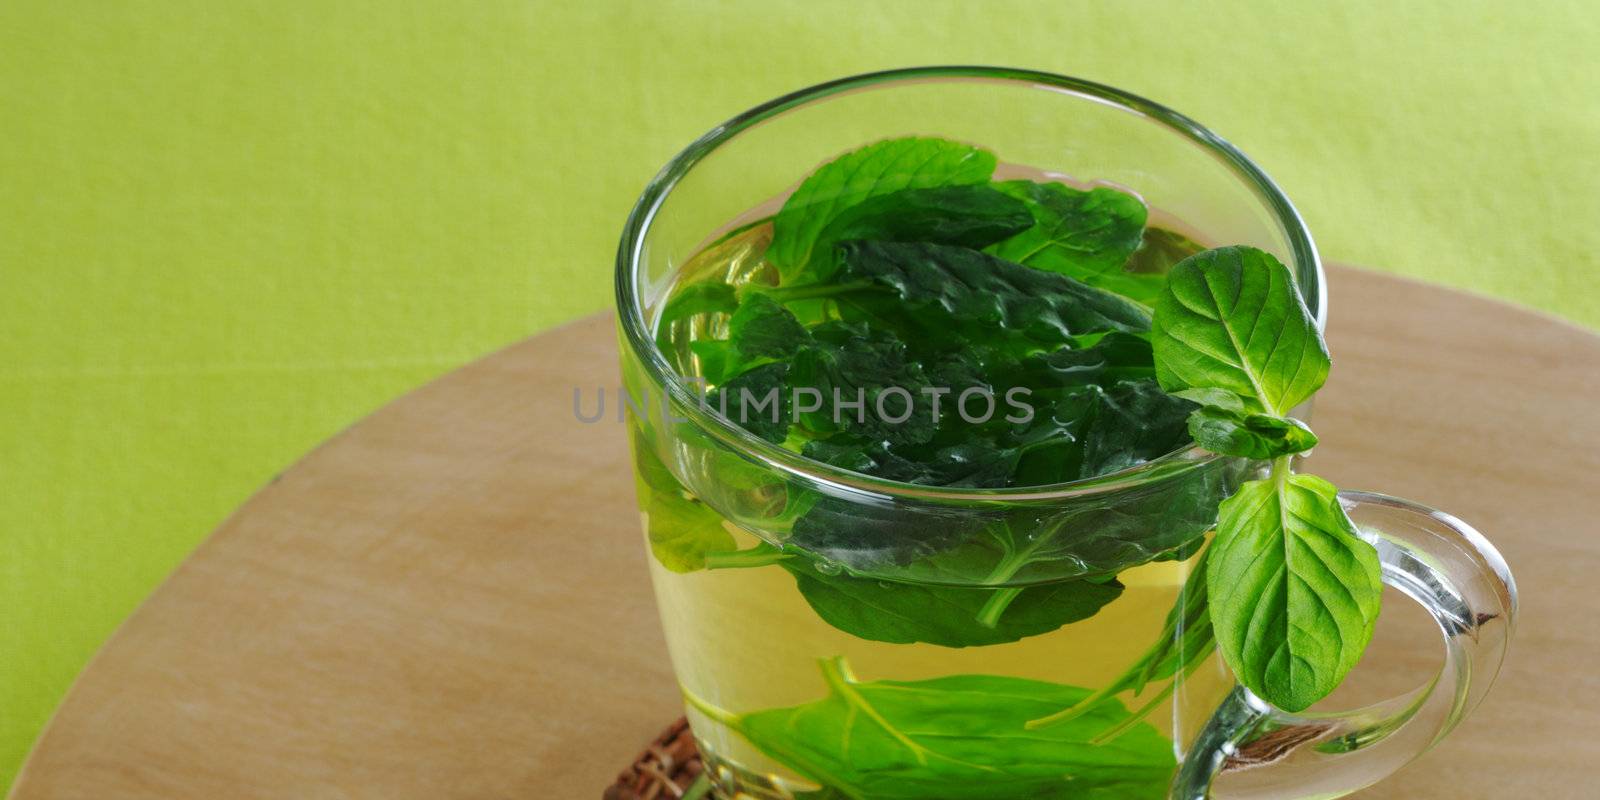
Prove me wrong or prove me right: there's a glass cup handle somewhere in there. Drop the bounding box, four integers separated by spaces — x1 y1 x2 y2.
1173 490 1519 800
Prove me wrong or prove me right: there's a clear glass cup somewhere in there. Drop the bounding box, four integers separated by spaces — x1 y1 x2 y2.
614 67 1516 800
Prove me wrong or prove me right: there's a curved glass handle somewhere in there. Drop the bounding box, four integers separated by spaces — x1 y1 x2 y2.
1173 490 1518 800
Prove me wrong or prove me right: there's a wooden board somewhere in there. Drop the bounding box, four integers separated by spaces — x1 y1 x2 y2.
10 266 1600 799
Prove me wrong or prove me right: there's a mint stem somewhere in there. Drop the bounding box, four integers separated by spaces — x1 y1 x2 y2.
1090 679 1178 745
703 542 790 570
1271 453 1292 485
681 685 741 728
970 521 1048 628
975 587 1024 629
682 773 713 800
1027 543 1213 731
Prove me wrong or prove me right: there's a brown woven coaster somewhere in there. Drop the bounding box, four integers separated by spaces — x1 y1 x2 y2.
604 717 706 800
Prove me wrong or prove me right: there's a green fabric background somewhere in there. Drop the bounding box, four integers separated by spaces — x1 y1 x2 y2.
1 0 1595 788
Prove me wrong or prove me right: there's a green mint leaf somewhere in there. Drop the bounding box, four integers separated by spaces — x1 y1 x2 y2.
1167 386 1249 412
1078 380 1197 479
1002 380 1193 486
834 240 1151 351
787 444 1239 580
630 428 679 495
785 321 937 443
689 658 1174 799
791 337 1182 493
1150 246 1328 415
797 436 881 475
988 181 1161 304
1004 394 1094 487
768 137 998 277
803 184 1033 281
631 437 736 573
1125 226 1207 277
727 293 813 360
781 560 1123 647
862 457 1234 585
644 489 737 573
1187 406 1319 459
1208 472 1382 712
688 339 739 385
803 436 1017 489
1024 460 1240 578
670 424 796 520
787 495 975 570
709 362 792 443
1001 332 1156 393
691 294 812 384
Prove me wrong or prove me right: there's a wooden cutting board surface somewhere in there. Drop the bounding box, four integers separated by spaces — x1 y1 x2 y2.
10 266 1600 799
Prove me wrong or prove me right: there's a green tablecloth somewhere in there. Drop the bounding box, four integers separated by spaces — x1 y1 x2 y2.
2 0 1594 786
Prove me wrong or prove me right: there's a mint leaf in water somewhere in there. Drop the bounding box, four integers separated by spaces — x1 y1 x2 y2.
710 362 792 443
693 294 814 384
1151 245 1328 415
989 181 1161 304
831 240 1151 352
686 658 1174 800
632 441 736 573
803 435 1017 489
785 320 936 442
1207 473 1382 712
805 184 1034 280
787 495 974 569
1003 380 1193 485
644 490 737 574
1187 405 1319 459
781 559 1123 648
1005 332 1157 390
1126 226 1207 276
728 293 813 360
768 137 998 277
1078 380 1197 478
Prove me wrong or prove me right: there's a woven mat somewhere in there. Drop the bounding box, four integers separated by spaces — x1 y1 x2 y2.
604 717 705 799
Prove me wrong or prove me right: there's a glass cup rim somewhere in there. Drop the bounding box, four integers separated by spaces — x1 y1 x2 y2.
614 65 1324 502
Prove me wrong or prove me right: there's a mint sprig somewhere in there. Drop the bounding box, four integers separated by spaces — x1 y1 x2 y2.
1149 245 1382 712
